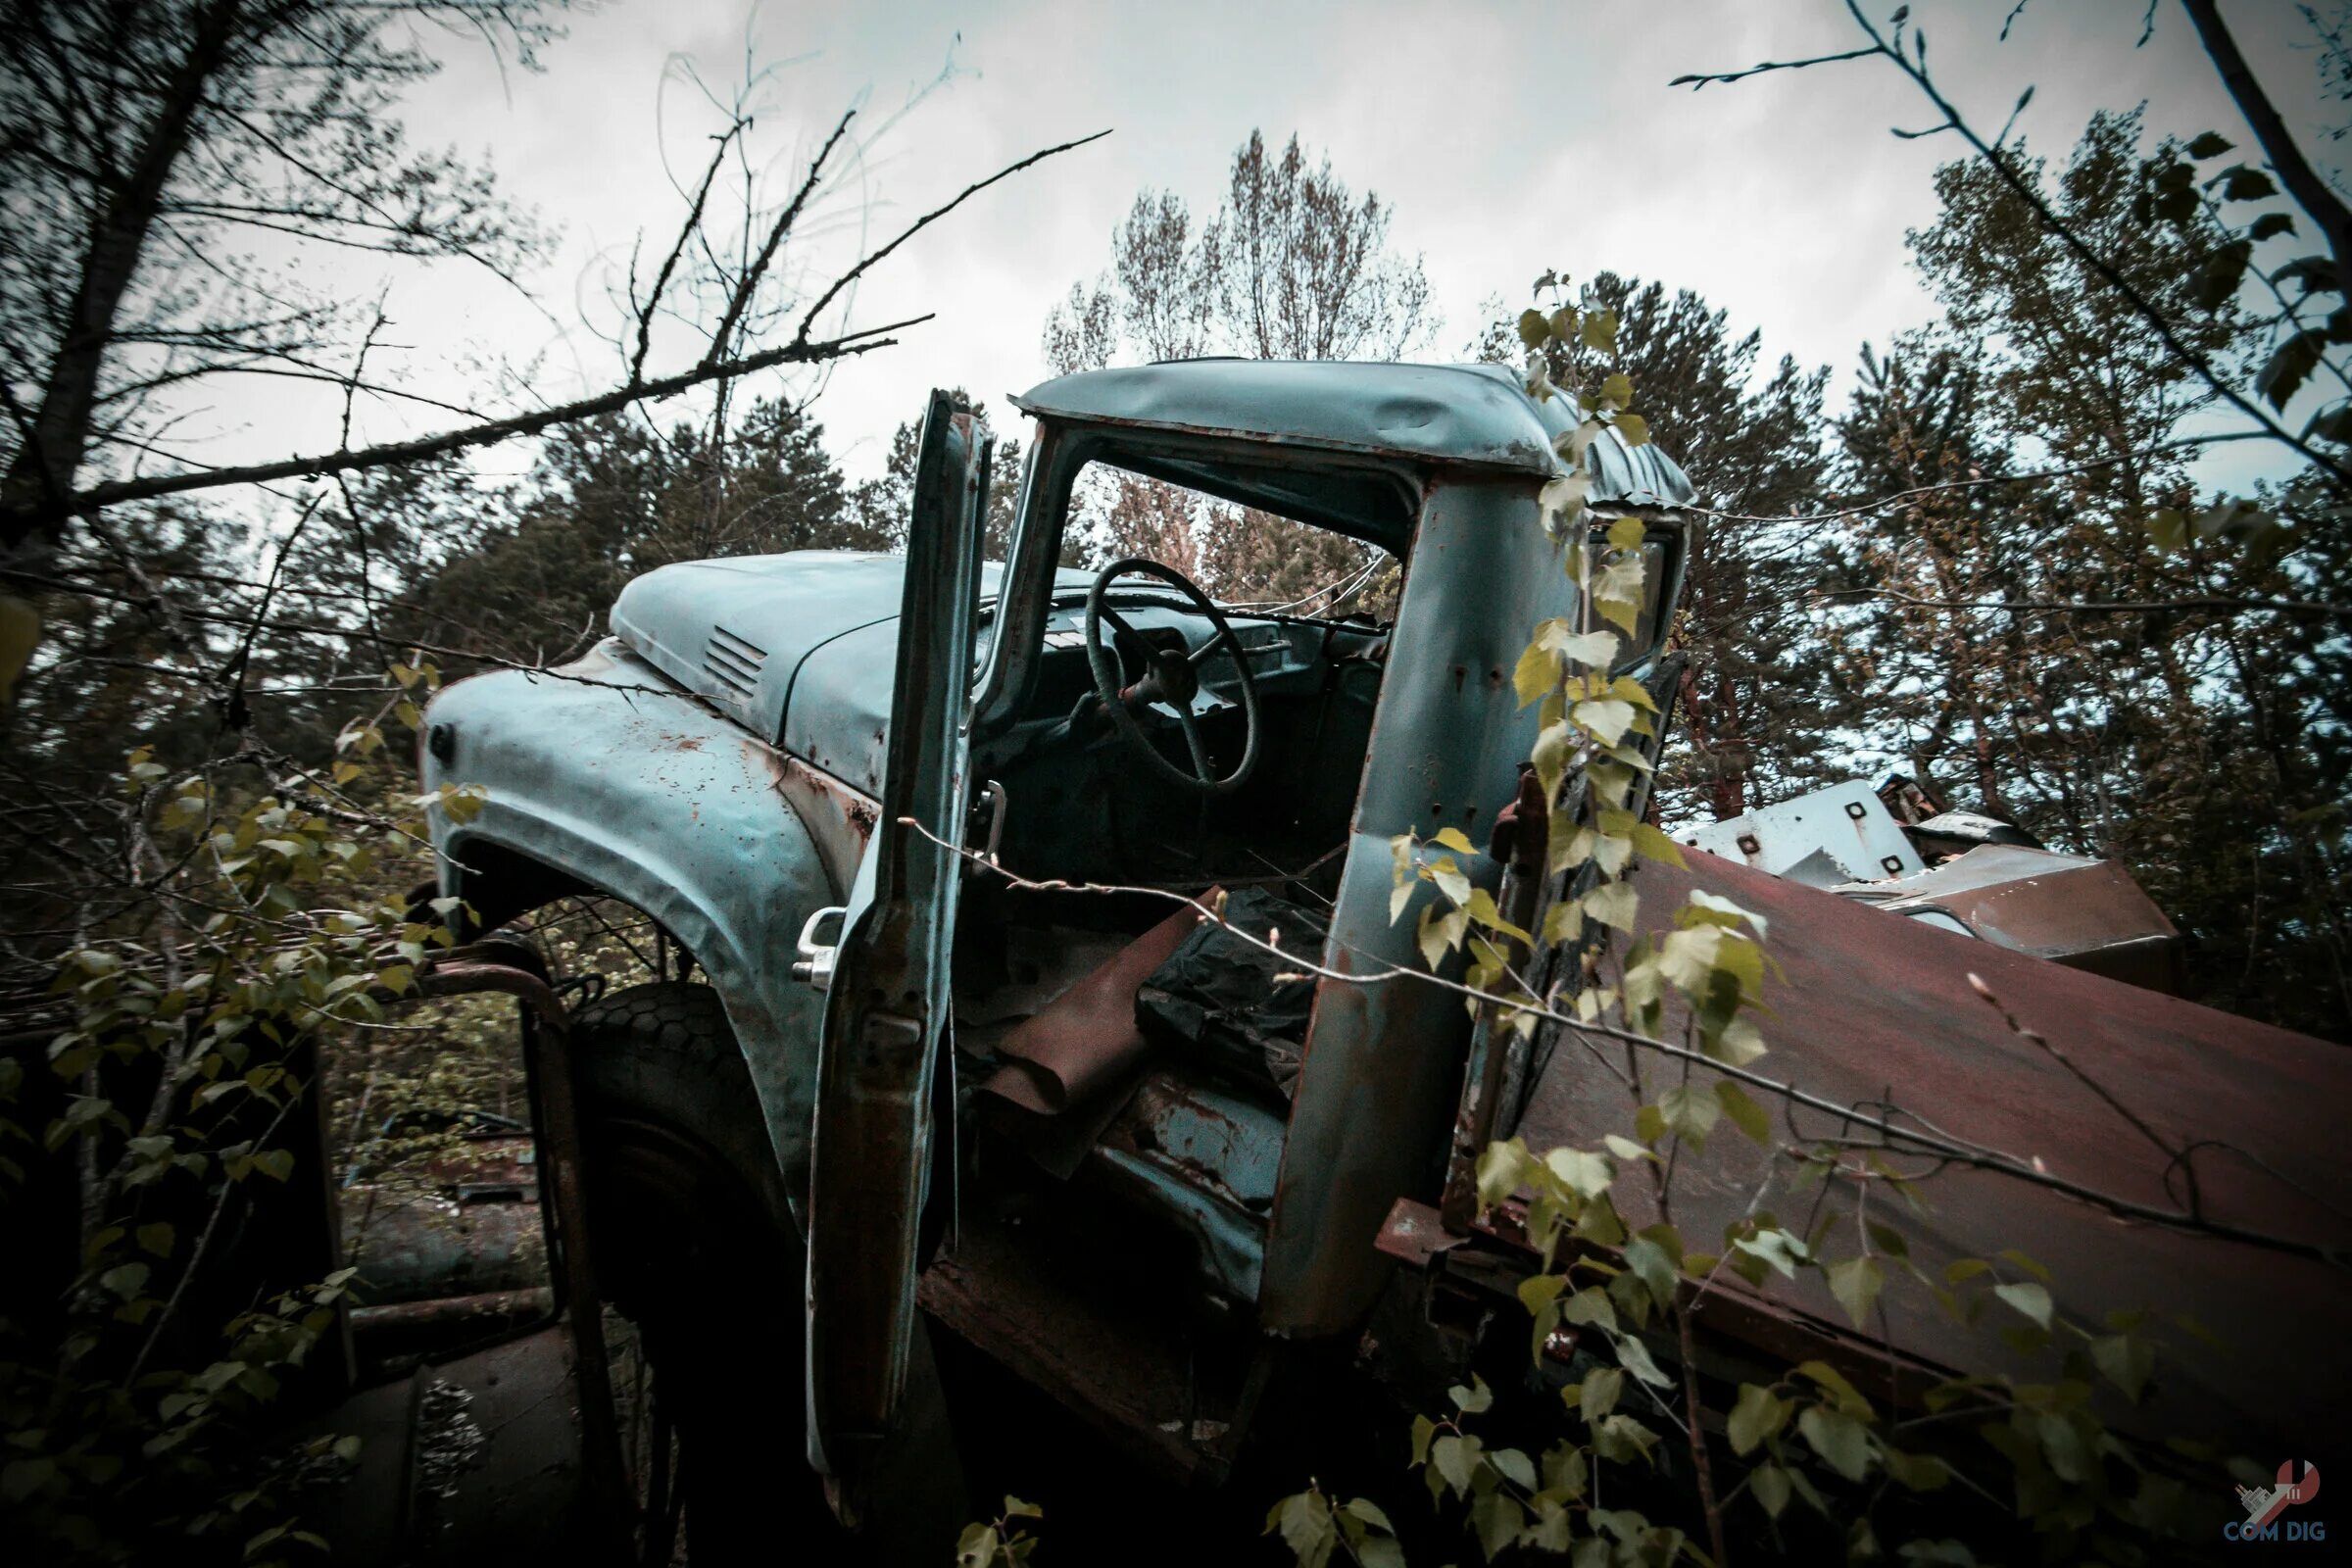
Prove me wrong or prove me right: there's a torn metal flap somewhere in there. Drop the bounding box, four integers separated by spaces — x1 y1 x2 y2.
979 904 1203 1176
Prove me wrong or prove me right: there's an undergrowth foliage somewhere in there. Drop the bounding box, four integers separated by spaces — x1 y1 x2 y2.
0 660 475 1563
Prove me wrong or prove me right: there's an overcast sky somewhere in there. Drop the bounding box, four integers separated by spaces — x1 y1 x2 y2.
200 0 2334 494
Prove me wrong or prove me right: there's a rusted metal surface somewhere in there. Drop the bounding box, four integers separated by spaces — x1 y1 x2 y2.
1512 850 2352 1454
980 905 1201 1178
347 1185 544 1305
407 954 627 1539
1092 1070 1284 1301
762 747 880 901
1847 842 2184 992
804 400 989 1500
300 1326 605 1565
917 1201 1270 1486
1375 1196 1469 1269
348 1287 553 1337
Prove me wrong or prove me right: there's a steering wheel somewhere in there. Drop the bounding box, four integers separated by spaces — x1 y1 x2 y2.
1083 558 1262 795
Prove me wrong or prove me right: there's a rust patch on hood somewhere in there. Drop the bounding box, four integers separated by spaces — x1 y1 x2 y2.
752 739 878 901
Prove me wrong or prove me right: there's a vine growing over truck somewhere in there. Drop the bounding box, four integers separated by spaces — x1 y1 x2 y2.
1262 286 2233 1567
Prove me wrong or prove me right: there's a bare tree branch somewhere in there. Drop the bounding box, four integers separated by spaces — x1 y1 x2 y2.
2180 0 2352 304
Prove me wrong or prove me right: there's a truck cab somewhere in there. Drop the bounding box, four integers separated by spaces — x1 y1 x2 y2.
416 359 1695 1547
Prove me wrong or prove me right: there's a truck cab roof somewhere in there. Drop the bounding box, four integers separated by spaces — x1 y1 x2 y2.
1014 359 1695 552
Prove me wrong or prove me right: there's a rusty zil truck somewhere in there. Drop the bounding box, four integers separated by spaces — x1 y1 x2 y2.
326 361 2348 1560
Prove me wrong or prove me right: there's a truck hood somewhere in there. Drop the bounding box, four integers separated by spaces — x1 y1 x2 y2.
610 550 1088 796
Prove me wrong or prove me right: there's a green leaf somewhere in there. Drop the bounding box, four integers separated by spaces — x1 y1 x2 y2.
1432 1433 1481 1495
1996 1247 2051 1282
1793 1359 1871 1417
1004 1495 1043 1519
1559 1286 1617 1333
1732 1228 1803 1280
2258 328 2326 411
1579 1365 1624 1424
1540 471 1592 531
1614 414 1649 448
1532 719 1575 803
1714 1081 1770 1145
100 1261 150 1299
1417 903 1468 970
1490 1446 1538 1492
1470 1491 1524 1561
2037 1411 2089 1483
1431 827 1476 855
1517 309 1550 349
1658 1083 1720 1146
956 1522 1001 1567
1580 880 1638 934
1993 1280 2054 1330
136 1222 174 1258
1728 1384 1788 1456
1475 1139 1527 1209
1556 627 1619 669
1451 1373 1494 1414
1513 640 1560 709
2213 163 2278 202
1827 1255 1886 1329
1544 1146 1614 1200
1581 308 1618 353
1750 1461 1791 1519
1881 1446 1949 1492
1797 1406 1872 1482
1686 888 1766 937
1571 698 1636 747
2185 130 2233 159
1464 887 1529 944
2091 1333 2155 1402
252 1148 295 1183
1628 821 1687 868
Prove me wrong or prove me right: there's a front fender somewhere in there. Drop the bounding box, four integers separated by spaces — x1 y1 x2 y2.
419 637 874 1228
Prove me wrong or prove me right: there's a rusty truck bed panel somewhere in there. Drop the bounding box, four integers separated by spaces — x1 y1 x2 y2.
1512 850 2352 1453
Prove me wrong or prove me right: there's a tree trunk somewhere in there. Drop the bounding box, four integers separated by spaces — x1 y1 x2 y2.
1 0 245 569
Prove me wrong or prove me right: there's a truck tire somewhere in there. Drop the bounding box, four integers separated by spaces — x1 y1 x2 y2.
568 981 827 1561
567 980 966 1564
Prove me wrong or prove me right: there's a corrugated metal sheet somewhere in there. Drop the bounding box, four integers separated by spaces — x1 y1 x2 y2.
1511 849 2352 1455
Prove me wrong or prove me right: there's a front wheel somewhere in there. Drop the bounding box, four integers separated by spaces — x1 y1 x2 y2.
569 981 964 1564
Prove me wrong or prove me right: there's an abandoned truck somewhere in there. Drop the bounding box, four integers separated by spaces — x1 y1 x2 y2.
349 361 2347 1558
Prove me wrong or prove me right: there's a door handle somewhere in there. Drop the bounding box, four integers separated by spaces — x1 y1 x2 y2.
791 905 848 989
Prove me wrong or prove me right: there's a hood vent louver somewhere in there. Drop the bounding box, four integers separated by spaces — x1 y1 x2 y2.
702 624 766 700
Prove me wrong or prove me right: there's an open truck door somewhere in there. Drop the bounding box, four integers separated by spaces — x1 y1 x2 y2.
803 392 990 1515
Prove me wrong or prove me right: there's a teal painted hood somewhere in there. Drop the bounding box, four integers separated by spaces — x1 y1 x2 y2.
611 550 909 749
610 550 1086 796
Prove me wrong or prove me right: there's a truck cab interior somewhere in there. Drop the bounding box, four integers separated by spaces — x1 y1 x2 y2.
936 434 1426 1398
